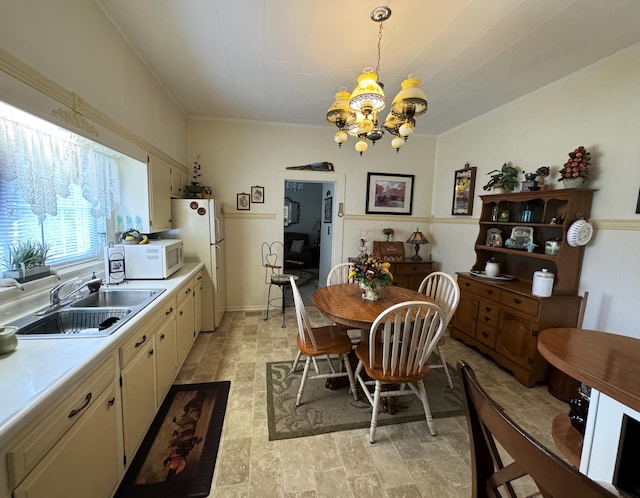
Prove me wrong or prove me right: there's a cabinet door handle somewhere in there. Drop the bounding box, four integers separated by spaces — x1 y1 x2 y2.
484 316 490 322
160 333 165 341
464 282 471 287
184 287 191 295
68 393 92 418
148 349 154 357
481 331 489 338
134 335 147 348
513 298 522 305
486 290 494 295
165 307 174 315
108 397 115 407
484 306 492 312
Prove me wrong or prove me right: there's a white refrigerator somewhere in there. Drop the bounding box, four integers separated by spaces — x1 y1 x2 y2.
168 199 226 331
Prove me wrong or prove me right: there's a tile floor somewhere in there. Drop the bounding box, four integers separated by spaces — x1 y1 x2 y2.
175 297 569 498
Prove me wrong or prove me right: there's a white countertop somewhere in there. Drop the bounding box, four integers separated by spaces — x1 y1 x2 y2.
0 263 203 449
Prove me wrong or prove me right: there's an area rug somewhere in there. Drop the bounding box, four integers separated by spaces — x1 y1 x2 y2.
266 359 463 441
287 269 318 288
115 381 230 498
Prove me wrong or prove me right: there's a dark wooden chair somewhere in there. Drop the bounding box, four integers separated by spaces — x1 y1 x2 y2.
457 360 621 498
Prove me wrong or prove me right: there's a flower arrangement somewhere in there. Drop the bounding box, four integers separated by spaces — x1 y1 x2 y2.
382 227 394 241
558 146 590 183
348 256 393 289
192 154 202 185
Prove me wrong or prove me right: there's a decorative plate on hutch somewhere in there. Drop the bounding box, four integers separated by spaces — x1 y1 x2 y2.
566 219 593 247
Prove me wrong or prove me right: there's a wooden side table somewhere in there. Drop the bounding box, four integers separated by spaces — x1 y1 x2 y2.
388 259 433 290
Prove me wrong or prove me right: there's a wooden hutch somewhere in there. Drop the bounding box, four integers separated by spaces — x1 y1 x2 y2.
451 188 595 387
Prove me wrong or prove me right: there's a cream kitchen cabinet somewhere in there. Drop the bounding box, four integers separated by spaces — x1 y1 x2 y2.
170 165 186 198
115 153 172 233
7 354 121 498
176 277 196 368
119 298 179 463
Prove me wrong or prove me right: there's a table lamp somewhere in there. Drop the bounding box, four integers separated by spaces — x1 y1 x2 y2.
406 228 429 260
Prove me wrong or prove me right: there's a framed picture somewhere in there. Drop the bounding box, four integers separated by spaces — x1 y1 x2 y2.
251 185 264 203
323 196 332 222
451 163 477 215
365 173 414 215
236 192 250 210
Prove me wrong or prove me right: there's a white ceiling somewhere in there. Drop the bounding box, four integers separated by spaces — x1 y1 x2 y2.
94 0 640 135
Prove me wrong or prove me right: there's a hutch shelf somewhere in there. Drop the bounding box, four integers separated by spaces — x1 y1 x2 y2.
451 188 595 387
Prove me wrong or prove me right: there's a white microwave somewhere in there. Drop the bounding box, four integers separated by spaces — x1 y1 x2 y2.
113 239 184 279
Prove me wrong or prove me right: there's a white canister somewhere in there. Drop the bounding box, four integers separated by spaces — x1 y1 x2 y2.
532 269 554 297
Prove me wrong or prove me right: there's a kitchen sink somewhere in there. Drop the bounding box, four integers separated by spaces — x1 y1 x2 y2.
70 288 162 308
9 287 166 338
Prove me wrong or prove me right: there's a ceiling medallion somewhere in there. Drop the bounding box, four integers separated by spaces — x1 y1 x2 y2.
326 6 428 155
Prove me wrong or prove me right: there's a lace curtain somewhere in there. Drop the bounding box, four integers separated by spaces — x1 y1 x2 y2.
0 105 120 219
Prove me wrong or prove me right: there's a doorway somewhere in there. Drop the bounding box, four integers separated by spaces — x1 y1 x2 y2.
276 170 346 302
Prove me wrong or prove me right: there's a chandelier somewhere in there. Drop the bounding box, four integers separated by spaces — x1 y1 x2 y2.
326 6 428 155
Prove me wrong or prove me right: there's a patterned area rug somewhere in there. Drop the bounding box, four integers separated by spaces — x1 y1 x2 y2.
115 381 230 498
286 269 318 288
266 359 463 440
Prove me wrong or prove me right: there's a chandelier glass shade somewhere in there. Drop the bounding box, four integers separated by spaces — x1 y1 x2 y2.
326 6 428 155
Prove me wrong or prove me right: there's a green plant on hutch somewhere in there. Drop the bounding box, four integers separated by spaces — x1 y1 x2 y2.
1 240 52 282
483 163 519 192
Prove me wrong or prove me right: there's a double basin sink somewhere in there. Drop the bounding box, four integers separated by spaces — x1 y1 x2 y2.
7 288 165 339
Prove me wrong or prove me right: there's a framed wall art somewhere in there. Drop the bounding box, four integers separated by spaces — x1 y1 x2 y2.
451 163 477 215
365 173 414 215
323 196 332 222
236 192 250 210
251 185 264 203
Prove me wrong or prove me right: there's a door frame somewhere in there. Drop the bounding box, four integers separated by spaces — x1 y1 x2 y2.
276 169 345 278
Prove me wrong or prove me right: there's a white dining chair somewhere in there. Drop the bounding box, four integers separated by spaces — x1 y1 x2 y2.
354 301 445 443
289 276 358 406
417 272 460 389
326 262 354 286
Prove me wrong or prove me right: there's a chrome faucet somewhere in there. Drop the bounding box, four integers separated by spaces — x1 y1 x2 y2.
49 276 102 307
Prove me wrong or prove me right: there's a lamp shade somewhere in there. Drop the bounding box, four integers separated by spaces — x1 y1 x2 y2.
406 229 429 244
391 76 428 119
350 71 385 117
327 89 355 130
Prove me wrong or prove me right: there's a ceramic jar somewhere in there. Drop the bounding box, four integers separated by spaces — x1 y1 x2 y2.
545 239 561 255
532 269 554 297
484 258 500 277
0 326 18 355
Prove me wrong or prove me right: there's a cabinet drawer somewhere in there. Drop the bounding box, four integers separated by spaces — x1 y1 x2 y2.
120 324 154 367
177 277 194 305
393 261 432 275
500 292 539 317
458 277 501 301
7 354 117 488
476 324 497 348
477 299 500 328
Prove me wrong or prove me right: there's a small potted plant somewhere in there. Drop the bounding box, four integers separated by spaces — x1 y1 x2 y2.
482 163 519 193
184 154 205 197
1 240 52 282
536 166 550 190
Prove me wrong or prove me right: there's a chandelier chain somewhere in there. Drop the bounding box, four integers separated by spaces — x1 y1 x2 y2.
375 21 384 76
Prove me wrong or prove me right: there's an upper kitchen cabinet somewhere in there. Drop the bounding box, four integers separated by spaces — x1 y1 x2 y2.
115 154 172 233
170 166 186 198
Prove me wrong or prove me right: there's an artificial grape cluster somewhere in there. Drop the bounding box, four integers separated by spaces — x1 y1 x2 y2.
558 146 590 180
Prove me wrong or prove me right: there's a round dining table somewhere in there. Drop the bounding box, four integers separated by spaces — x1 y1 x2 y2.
311 283 433 330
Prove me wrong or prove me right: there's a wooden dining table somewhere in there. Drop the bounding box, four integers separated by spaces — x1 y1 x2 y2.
311 283 433 330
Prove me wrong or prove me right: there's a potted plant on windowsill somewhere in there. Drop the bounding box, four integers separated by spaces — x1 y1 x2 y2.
1 240 52 283
482 163 519 193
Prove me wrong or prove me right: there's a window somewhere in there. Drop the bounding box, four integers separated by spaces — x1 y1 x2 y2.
0 100 119 271
0 180 104 267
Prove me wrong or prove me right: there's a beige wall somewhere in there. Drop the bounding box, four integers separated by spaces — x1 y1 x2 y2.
188 119 438 310
0 0 188 164
432 44 640 337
